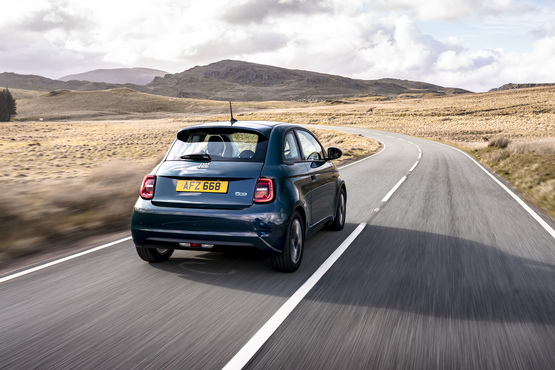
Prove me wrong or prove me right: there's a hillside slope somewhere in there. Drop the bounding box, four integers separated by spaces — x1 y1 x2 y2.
144 60 469 100
15 88 229 120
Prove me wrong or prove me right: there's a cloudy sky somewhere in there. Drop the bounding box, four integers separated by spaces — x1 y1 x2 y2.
1 0 554 91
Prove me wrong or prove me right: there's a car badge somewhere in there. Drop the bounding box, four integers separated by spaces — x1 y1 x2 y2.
198 162 210 169
235 192 248 197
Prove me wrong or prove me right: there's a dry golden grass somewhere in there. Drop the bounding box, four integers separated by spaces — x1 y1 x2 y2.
231 86 555 143
1 160 158 258
0 119 378 185
1 119 193 184
508 138 555 154
312 129 380 163
474 148 555 219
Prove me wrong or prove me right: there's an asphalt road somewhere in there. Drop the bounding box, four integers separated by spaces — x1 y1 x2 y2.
1 127 555 369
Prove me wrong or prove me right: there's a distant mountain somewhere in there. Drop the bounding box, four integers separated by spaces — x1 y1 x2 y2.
144 60 469 100
0 60 470 101
0 72 132 92
59 68 168 85
0 72 68 91
492 83 555 92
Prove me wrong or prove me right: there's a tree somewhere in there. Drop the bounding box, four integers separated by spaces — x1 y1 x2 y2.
0 92 8 122
0 88 16 122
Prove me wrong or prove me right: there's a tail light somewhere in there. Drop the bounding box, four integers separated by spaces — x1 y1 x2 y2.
254 178 275 203
140 175 156 199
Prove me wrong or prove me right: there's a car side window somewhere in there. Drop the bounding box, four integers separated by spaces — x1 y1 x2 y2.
283 131 301 161
296 130 324 161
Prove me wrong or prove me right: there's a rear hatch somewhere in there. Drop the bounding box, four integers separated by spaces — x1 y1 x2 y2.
150 124 271 209
152 160 263 209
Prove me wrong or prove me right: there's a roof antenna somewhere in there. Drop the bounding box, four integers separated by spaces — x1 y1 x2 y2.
229 101 237 125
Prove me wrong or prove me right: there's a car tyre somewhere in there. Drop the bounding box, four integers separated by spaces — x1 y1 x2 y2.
329 187 346 231
272 212 304 272
136 247 174 262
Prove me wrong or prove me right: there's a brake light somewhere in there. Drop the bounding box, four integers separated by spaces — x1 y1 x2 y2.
140 175 156 199
254 178 275 203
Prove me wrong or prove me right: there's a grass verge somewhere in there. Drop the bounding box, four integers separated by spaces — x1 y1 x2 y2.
0 160 156 264
470 138 555 220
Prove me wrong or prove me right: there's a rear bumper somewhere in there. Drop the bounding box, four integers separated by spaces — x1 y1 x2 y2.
131 198 289 255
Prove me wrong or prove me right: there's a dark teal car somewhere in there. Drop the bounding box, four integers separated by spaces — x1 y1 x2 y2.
131 120 346 272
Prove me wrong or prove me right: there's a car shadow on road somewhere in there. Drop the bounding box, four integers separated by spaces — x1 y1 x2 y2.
318 224 555 325
150 223 555 324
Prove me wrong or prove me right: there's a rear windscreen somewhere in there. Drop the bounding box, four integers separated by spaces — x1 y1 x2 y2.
166 128 269 162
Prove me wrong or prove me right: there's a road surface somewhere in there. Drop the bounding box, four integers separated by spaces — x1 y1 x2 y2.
1 127 555 369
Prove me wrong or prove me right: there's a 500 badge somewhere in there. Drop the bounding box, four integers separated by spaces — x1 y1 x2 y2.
176 180 229 193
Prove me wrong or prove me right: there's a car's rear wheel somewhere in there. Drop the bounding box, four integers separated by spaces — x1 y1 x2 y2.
329 187 346 231
136 247 174 262
272 212 304 272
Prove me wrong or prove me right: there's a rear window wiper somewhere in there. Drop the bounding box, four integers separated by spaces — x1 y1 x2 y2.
180 153 211 161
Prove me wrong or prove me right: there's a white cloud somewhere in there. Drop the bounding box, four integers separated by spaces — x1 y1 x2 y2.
222 0 334 23
1 0 555 91
500 23 555 83
371 0 523 21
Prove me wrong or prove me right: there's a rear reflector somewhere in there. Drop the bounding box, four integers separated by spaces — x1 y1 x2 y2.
254 178 275 203
179 243 214 249
140 175 156 199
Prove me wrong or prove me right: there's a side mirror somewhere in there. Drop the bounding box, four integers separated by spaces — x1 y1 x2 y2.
327 147 342 160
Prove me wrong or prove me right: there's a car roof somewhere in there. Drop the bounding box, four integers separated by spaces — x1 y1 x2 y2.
177 120 299 138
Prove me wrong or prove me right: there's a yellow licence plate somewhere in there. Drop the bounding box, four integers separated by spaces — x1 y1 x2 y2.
176 180 229 193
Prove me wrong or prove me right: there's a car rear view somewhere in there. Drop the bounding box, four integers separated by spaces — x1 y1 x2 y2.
132 120 346 272
131 123 290 264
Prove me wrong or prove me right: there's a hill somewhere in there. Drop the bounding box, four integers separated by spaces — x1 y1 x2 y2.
14 88 233 121
0 72 68 91
0 72 136 92
2 60 469 101
493 82 555 91
14 87 312 121
143 60 469 100
59 67 168 85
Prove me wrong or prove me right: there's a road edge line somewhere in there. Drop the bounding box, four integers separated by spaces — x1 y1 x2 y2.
441 143 555 240
0 236 132 284
338 141 386 170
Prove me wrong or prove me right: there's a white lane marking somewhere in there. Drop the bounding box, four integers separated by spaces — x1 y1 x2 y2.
222 223 367 370
438 143 555 240
0 237 132 284
409 161 419 172
338 141 386 170
411 143 422 167
381 176 407 202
